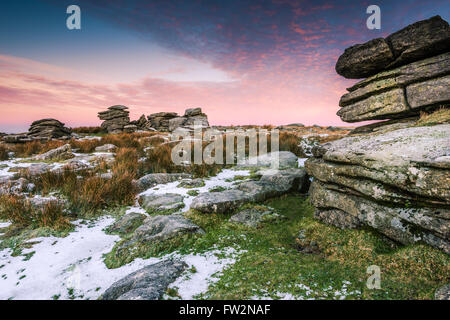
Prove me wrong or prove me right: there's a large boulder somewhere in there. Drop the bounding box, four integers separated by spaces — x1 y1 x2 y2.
27 118 72 140
337 53 450 122
191 168 308 213
305 125 450 254
101 260 187 300
336 16 450 79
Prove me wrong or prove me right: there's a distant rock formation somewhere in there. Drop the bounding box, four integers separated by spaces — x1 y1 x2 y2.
149 108 209 132
28 119 72 140
306 16 450 254
98 105 130 134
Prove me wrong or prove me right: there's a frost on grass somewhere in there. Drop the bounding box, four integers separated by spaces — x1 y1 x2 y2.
166 247 242 300
252 280 362 300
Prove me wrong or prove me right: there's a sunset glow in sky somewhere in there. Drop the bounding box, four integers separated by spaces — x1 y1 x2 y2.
1 0 449 132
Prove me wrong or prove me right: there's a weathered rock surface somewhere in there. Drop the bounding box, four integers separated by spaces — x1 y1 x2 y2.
337 55 450 122
147 112 179 132
151 108 210 131
435 284 450 300
101 259 187 300
191 168 308 213
135 173 191 191
26 118 72 140
138 193 185 214
349 117 419 135
229 207 284 227
128 215 204 244
310 16 450 255
94 144 117 153
306 125 450 253
98 105 130 134
108 212 146 234
336 16 450 79
32 144 74 161
237 151 299 169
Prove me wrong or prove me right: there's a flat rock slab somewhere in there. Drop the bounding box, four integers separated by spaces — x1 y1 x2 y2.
335 16 450 79
32 144 74 161
101 259 187 300
191 189 252 214
191 168 308 213
108 212 146 234
138 193 185 214
95 144 117 152
237 151 299 169
230 207 285 227
136 173 191 191
306 124 450 203
130 215 204 244
309 180 449 254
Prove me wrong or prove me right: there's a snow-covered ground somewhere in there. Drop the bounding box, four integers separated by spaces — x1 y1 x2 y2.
0 168 253 300
0 155 313 300
0 215 243 300
138 169 251 213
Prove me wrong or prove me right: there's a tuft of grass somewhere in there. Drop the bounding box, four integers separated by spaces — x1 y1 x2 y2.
13 140 66 158
0 195 71 231
0 145 9 160
279 132 306 157
71 126 105 134
416 107 450 126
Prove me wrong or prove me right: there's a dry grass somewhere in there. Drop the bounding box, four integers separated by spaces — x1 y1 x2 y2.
13 140 66 158
71 126 105 134
0 195 71 231
69 139 103 153
0 145 9 160
278 132 306 157
416 107 450 126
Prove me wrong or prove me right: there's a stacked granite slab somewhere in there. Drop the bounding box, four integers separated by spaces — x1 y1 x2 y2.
98 105 130 134
147 112 178 131
306 16 450 254
28 118 72 140
149 108 210 132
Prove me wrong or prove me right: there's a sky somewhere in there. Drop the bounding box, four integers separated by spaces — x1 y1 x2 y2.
0 0 448 132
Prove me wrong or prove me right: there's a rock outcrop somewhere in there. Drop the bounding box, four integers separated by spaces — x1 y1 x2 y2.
149 108 209 131
98 105 130 133
307 17 450 254
28 119 72 140
336 16 450 79
191 167 308 213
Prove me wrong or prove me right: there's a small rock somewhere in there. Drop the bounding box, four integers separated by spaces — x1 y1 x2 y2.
108 212 146 234
95 144 117 152
32 144 74 161
229 207 284 227
138 193 185 213
101 259 187 300
435 284 450 300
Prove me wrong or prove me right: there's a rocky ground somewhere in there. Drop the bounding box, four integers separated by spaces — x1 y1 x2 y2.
0 121 448 300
